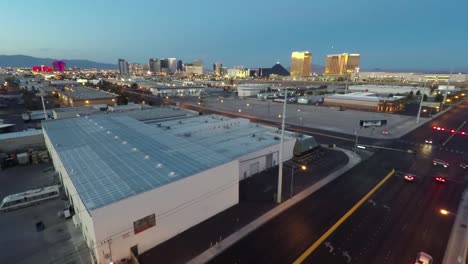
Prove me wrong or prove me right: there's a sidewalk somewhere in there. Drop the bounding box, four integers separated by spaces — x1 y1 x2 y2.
442 189 468 264
139 147 358 264
188 147 361 264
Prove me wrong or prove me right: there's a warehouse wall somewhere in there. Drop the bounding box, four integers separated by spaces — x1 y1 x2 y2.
238 137 296 180
0 132 45 153
43 129 98 261
323 98 378 111
91 159 239 263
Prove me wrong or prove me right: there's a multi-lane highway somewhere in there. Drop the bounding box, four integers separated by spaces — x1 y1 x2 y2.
208 101 467 264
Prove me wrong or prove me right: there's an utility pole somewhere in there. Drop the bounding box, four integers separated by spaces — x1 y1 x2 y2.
277 88 288 204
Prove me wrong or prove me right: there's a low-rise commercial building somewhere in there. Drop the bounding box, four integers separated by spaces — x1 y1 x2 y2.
58 86 117 107
237 83 275 97
43 114 298 264
323 92 405 113
349 85 431 95
356 72 468 83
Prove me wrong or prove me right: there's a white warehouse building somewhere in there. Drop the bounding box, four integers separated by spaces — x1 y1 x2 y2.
42 114 297 263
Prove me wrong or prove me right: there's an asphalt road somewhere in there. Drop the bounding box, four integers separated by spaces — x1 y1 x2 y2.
208 100 467 264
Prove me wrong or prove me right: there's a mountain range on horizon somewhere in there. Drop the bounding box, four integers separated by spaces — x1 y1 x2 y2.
0 54 465 74
0 55 116 70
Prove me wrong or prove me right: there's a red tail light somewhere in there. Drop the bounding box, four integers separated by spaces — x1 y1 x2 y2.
432 126 437 130
451 129 455 133
462 131 466 135
437 127 441 130
441 128 445 131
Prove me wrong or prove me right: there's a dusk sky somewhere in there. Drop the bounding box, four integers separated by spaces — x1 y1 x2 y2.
1 0 467 71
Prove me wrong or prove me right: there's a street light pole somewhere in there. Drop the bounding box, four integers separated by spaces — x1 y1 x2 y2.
442 72 451 106
290 165 294 199
277 89 288 204
40 91 48 120
416 81 427 124
354 130 359 153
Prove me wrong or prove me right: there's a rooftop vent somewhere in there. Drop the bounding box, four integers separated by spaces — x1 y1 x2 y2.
156 163 163 168
106 131 111 134
274 136 280 140
251 134 256 137
114 136 119 139
144 155 149 159
178 120 183 124
156 123 162 127
122 141 127 145
165 126 171 130
168 171 176 177
132 148 137 152
183 132 191 137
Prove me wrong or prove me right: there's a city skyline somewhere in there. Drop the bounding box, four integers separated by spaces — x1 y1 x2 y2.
0 0 467 71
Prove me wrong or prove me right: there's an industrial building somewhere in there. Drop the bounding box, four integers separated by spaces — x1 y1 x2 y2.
349 85 431 95
52 105 197 120
323 92 405 113
0 130 44 153
355 72 468 83
43 114 299 263
58 86 117 107
237 83 276 97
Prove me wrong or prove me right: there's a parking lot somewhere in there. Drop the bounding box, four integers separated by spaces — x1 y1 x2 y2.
0 164 90 264
180 96 430 139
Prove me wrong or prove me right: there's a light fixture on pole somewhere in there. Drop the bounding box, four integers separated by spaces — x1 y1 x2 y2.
277 87 288 204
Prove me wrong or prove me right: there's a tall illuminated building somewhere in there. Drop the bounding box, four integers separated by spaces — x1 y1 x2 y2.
149 58 161 74
213 63 222 76
324 53 360 75
290 51 311 77
168 58 177 74
118 59 129 76
52 60 66 72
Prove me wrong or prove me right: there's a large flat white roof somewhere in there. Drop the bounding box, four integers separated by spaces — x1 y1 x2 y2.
43 114 294 211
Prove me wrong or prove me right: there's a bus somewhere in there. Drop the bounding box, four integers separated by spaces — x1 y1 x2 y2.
0 185 60 212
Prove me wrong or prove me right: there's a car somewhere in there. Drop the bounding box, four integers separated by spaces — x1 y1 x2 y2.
460 162 468 169
434 176 447 183
414 252 433 264
424 139 433 144
404 175 415 182
433 158 449 167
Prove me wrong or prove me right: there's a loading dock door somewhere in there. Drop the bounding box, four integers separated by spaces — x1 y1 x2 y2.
250 162 260 176
266 153 273 169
